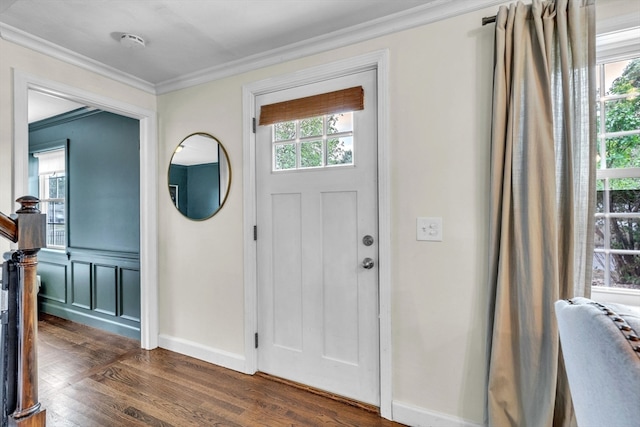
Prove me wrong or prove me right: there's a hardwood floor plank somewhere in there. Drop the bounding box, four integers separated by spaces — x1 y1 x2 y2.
37 314 405 426
116 356 248 418
89 365 243 426
61 379 161 427
120 352 342 427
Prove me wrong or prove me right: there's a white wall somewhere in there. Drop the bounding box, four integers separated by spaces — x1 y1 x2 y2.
2 0 637 425
157 5 498 424
156 1 640 424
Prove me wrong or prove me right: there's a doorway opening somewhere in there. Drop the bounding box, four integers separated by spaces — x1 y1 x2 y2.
13 72 158 349
28 89 142 340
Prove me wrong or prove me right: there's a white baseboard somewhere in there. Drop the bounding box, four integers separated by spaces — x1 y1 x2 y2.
158 334 249 374
392 401 483 427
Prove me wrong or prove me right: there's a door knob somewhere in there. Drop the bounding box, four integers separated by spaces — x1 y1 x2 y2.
362 258 374 269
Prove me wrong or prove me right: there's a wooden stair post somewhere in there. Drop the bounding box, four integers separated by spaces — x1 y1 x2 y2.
3 196 47 427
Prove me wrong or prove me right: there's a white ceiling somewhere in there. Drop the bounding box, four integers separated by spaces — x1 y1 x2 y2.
1 0 439 86
2 0 505 121
172 134 220 166
27 91 84 123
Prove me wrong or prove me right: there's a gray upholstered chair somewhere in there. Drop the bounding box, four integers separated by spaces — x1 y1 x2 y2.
555 297 640 427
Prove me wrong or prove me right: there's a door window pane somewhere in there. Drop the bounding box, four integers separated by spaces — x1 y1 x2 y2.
275 143 296 170
327 112 353 134
274 121 296 141
300 140 322 168
327 137 354 166
300 116 323 138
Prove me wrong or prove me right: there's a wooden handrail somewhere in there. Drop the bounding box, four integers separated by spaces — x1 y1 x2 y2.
2 196 47 427
0 211 18 243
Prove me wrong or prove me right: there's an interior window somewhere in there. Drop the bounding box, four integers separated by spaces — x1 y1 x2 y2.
593 55 640 290
33 148 66 249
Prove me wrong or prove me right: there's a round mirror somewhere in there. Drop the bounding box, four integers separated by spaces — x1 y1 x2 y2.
168 132 231 220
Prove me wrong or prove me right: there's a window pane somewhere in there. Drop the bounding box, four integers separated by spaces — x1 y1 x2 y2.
300 140 322 168
48 224 65 248
609 217 640 250
274 143 296 170
327 112 353 134
604 98 640 134
300 116 323 138
609 253 640 289
605 136 640 169
48 176 57 198
274 121 296 141
604 58 638 97
596 148 604 170
57 176 66 198
592 252 606 286
46 202 54 221
51 202 65 224
609 178 640 212
594 217 605 248
327 137 353 165
595 180 605 211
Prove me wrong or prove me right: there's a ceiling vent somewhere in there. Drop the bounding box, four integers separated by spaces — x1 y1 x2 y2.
120 33 146 49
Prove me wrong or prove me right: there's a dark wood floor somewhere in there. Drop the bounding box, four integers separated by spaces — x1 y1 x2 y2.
37 314 404 427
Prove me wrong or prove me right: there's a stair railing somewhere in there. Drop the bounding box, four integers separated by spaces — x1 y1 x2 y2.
1 196 47 427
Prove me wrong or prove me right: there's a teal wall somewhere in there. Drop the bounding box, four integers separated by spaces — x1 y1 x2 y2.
169 162 220 219
29 109 141 339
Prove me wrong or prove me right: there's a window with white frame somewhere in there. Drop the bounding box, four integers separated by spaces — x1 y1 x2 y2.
272 112 354 171
259 85 363 172
34 148 66 249
593 48 639 291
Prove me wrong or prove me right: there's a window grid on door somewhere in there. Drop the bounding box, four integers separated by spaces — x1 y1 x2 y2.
271 112 354 171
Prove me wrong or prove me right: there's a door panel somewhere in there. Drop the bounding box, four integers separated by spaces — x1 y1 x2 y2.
272 192 303 350
256 69 379 405
322 191 359 364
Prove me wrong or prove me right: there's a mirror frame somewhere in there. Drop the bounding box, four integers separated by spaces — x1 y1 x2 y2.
168 132 232 221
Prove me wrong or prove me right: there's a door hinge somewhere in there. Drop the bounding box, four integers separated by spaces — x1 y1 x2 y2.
253 225 257 241
254 332 259 348
252 117 256 133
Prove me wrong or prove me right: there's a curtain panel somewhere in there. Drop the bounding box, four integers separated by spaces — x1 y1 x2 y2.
487 0 596 426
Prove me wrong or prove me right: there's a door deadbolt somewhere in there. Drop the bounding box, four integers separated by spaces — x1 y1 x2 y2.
362 235 374 246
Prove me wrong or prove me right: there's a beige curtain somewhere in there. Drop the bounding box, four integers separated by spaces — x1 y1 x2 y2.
487 0 595 426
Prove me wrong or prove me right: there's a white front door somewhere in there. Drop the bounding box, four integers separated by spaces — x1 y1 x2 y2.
255 69 379 405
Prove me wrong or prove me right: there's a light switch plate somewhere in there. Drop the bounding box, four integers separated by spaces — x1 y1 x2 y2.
417 217 443 241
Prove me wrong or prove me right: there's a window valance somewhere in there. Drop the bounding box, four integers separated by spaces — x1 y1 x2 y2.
259 86 364 126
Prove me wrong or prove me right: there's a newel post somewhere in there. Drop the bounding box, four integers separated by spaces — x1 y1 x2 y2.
10 196 46 427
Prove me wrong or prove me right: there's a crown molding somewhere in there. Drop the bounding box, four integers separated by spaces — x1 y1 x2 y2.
596 26 640 63
156 0 506 94
2 0 506 95
596 14 640 36
0 22 156 94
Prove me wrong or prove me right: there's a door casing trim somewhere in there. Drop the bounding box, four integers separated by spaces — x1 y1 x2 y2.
241 50 392 419
13 71 159 349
